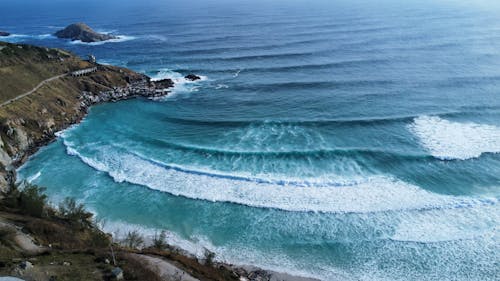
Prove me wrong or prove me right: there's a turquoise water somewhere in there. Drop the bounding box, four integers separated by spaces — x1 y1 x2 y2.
4 0 500 280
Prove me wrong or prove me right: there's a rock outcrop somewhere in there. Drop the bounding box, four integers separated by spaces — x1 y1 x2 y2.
185 74 201 81
153 78 175 89
54 23 117 43
0 31 10 37
0 42 174 191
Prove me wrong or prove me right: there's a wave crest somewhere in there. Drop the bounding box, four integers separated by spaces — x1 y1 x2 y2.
409 116 500 160
58 136 496 214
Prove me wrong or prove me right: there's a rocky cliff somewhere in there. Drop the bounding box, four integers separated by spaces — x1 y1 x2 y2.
0 42 172 190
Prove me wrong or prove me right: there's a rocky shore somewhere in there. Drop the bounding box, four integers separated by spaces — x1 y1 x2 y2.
0 42 321 281
80 77 173 106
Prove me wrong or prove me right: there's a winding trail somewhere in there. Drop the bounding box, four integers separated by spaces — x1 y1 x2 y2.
0 73 67 107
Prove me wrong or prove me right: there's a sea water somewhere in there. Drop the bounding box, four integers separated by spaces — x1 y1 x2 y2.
3 0 500 280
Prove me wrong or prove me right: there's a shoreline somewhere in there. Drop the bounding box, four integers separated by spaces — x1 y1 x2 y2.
13 77 323 281
0 42 322 281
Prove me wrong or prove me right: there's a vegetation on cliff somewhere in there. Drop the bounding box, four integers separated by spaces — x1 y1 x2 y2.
0 41 148 188
0 41 300 281
0 182 244 280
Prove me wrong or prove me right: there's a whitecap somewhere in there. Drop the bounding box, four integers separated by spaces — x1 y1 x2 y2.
143 34 168 42
68 35 136 46
215 84 229 89
390 203 499 243
408 115 500 160
59 137 496 214
26 171 42 182
0 33 55 43
148 68 207 98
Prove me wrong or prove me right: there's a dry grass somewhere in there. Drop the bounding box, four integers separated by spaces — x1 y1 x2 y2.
0 41 91 103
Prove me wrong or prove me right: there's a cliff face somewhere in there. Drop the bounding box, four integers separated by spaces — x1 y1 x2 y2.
54 23 117 43
0 42 172 191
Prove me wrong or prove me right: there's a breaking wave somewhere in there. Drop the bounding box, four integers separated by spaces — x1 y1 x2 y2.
68 35 136 45
409 116 500 160
148 68 207 97
58 135 496 214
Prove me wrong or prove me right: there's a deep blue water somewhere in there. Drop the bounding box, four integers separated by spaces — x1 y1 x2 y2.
3 0 500 280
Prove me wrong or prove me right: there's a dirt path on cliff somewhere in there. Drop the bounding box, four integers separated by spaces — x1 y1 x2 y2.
0 73 67 107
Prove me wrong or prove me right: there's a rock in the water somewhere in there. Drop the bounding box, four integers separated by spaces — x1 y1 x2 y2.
0 31 10 37
54 23 117 43
153 78 174 89
185 74 201 81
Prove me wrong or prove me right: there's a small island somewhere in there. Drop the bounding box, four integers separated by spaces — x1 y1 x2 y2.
0 31 10 37
54 23 117 43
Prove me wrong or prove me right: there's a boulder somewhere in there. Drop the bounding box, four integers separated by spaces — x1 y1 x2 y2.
54 23 117 43
19 261 33 270
184 74 201 81
153 78 174 89
111 267 123 280
0 31 10 37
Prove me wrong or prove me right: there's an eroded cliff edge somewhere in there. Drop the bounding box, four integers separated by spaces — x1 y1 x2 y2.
0 41 173 190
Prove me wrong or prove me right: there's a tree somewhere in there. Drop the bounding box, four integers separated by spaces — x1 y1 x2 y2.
122 230 144 249
18 183 47 218
152 230 168 250
58 197 93 228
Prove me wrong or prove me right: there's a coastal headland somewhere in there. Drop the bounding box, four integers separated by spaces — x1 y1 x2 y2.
0 41 319 281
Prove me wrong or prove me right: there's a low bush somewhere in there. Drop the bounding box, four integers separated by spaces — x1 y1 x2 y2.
152 230 167 250
58 197 93 228
121 231 144 249
19 182 48 218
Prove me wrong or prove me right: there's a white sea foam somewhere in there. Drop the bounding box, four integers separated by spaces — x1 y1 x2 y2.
100 220 211 257
143 34 168 42
26 171 42 182
1 33 55 43
59 138 496 214
391 203 499 243
149 68 207 98
233 69 242 78
215 84 229 89
69 35 136 46
409 115 500 160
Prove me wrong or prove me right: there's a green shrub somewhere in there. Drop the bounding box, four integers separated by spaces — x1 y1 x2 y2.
204 249 216 266
58 197 93 228
122 230 144 249
0 227 16 247
89 230 111 248
152 230 168 250
18 182 47 218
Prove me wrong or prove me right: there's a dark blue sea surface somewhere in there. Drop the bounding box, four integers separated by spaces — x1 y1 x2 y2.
3 0 500 280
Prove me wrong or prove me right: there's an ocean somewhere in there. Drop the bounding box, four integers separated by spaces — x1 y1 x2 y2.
3 0 500 280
